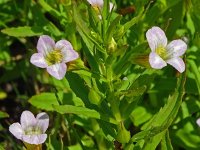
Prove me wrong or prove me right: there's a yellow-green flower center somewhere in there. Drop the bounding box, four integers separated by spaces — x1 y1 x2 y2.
45 50 63 66
93 5 101 14
25 126 42 135
155 45 168 60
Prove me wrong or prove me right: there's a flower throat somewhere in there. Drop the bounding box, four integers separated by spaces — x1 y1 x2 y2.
156 45 168 60
45 50 63 66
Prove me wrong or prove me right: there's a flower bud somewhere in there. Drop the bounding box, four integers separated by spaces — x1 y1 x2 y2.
108 38 117 54
116 123 130 143
114 25 124 40
131 54 150 68
88 89 102 105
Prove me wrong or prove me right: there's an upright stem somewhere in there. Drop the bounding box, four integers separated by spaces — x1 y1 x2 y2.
106 65 122 122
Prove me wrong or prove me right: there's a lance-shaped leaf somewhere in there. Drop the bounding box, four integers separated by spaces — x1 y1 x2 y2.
72 2 106 54
53 105 117 124
141 70 186 149
160 130 173 150
1 26 43 37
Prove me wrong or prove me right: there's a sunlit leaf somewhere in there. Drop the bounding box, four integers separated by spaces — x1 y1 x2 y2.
1 26 43 37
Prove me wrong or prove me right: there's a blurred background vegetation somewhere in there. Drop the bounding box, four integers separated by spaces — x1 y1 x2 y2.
0 0 200 149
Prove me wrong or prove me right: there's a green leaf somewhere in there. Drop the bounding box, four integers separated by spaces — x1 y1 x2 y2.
145 73 186 129
188 59 200 95
29 93 60 111
66 72 91 106
143 130 166 150
130 106 152 126
114 42 148 75
29 91 84 111
0 111 9 118
106 15 122 43
38 0 64 20
165 0 184 39
161 130 173 150
53 105 100 119
141 71 186 149
72 2 106 54
1 26 43 37
116 123 130 143
53 104 117 124
172 117 200 149
123 10 143 34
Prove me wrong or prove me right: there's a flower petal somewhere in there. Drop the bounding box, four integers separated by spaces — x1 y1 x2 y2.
22 134 47 145
47 63 67 80
166 39 187 57
55 40 79 63
146 26 168 51
109 2 114 11
36 112 49 133
9 123 24 140
87 0 103 7
149 52 167 69
21 111 37 130
30 53 48 68
166 57 185 73
196 118 200 127
37 35 55 55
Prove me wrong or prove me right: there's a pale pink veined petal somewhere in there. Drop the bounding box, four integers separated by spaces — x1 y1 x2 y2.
166 39 187 57
36 112 49 133
196 118 200 127
20 111 37 130
22 134 47 145
87 0 103 7
30 53 48 68
37 35 55 55
47 63 67 80
149 52 167 69
9 123 24 140
166 57 185 73
55 40 79 63
146 26 168 51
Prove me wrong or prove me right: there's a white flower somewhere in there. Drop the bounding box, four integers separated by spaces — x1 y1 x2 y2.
197 118 200 127
87 0 103 8
146 26 187 73
87 0 114 18
30 35 79 80
9 110 49 145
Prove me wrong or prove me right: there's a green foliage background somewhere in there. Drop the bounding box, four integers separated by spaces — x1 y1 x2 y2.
0 0 200 149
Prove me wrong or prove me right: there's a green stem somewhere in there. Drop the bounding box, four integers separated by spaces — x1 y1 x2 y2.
109 92 122 122
105 58 122 122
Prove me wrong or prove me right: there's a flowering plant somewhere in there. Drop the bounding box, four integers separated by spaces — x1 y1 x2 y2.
146 26 187 73
1 0 200 149
30 35 79 80
9 111 49 149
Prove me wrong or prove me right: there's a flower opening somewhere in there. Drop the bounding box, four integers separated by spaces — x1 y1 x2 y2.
146 26 187 73
30 35 79 80
155 45 167 59
24 126 43 135
9 111 49 145
87 0 114 18
45 49 63 66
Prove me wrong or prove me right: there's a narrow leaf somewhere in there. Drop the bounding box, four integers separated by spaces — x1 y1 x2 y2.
1 26 43 37
53 105 100 118
161 130 173 150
